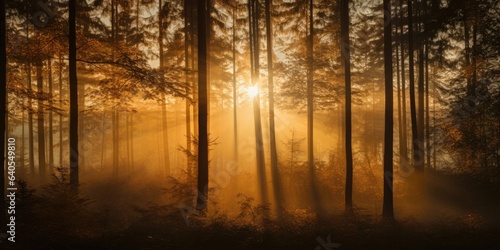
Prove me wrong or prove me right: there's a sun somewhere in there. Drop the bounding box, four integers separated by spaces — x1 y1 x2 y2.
247 85 259 98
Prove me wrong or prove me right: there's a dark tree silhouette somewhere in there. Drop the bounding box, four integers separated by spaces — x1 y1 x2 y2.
196 0 209 211
265 0 283 214
340 0 353 211
382 0 394 219
248 0 269 206
159 0 171 175
407 0 420 173
69 0 79 190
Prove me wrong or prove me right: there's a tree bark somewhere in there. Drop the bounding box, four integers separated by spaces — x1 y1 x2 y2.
395 0 403 172
399 0 409 171
407 0 419 173
417 33 424 172
232 2 238 164
306 0 314 176
185 0 193 176
196 0 209 211
159 0 170 175
48 58 54 172
265 0 282 214
340 0 353 211
382 0 394 219
59 55 63 167
37 64 46 182
425 43 430 170
249 0 268 206
69 0 79 189
26 27 35 178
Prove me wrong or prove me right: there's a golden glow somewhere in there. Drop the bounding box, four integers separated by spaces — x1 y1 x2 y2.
248 85 259 98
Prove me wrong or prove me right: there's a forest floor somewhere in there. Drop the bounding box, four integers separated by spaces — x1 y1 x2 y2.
2 170 500 250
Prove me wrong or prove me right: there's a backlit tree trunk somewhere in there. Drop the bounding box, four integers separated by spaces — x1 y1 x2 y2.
69 0 79 189
382 0 394 219
196 0 209 211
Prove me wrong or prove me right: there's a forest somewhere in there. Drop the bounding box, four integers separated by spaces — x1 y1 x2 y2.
0 0 499 249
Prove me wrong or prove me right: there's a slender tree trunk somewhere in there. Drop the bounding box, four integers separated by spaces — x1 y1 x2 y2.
265 0 282 214
206 1 212 134
111 0 120 177
48 59 54 172
232 3 238 164
417 41 425 172
407 0 419 173
37 64 46 181
21 109 26 177
425 44 430 170
59 55 63 167
471 11 477 91
185 0 193 175
433 83 436 170
126 113 131 171
100 112 106 169
395 0 403 171
77 46 85 170
161 93 170 175
249 0 268 206
399 0 409 171
196 0 209 211
113 111 119 176
26 26 35 177
382 0 394 219
159 0 170 175
464 9 472 94
69 0 79 189
340 0 353 211
306 0 314 176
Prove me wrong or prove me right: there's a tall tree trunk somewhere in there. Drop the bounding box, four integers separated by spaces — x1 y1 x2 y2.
126 113 131 171
196 0 209 211
395 0 403 171
159 0 170 175
77 25 85 171
111 0 120 177
37 64 46 182
249 0 268 206
306 0 314 177
407 0 419 173
417 39 425 172
471 13 477 90
464 8 472 94
0 0 6 226
21 109 26 177
399 0 409 172
192 3 199 152
26 26 35 177
265 0 282 214
112 111 119 176
59 55 63 167
340 0 353 211
382 0 394 219
69 0 79 189
425 43 430 170
161 93 170 175
185 0 193 176
48 59 54 172
130 113 134 170
232 3 238 164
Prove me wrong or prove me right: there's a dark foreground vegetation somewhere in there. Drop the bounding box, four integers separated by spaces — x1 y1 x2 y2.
2 170 500 250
